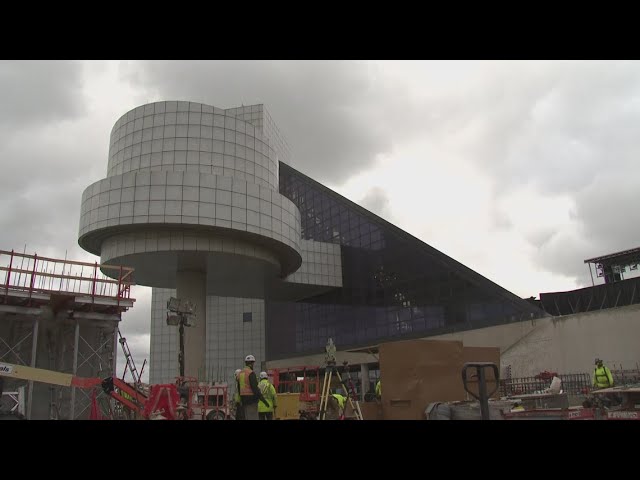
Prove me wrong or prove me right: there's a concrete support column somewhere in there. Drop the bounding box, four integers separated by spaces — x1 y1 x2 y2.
70 320 80 420
112 324 119 377
360 363 369 402
26 318 39 420
176 270 207 380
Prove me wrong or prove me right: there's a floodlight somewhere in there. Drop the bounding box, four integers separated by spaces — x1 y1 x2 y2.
182 312 196 327
167 297 181 312
179 300 194 315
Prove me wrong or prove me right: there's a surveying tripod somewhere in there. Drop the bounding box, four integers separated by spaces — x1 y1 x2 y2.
318 339 363 420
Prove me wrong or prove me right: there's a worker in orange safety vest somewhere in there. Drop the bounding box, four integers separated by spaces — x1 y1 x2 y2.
236 354 269 420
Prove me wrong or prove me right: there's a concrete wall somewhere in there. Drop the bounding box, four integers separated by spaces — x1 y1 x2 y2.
433 319 541 352
500 304 640 377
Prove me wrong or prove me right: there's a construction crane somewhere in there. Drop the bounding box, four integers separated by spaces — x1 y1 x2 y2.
118 328 144 387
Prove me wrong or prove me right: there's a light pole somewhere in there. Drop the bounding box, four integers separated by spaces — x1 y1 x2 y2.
166 297 196 378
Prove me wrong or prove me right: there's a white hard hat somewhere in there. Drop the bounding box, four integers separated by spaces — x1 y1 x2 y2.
259 371 268 379
245 354 256 362
234 369 242 377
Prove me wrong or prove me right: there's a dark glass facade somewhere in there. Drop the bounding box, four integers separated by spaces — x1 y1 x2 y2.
266 163 546 360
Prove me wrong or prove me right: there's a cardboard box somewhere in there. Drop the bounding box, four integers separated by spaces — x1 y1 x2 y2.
379 339 466 420
359 401 383 420
378 340 501 419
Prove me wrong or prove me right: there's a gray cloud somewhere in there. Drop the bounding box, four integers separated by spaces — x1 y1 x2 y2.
525 228 557 250
438 62 640 195
574 172 640 256
0 61 99 260
0 61 86 129
119 60 409 184
532 228 599 287
0 126 106 260
417 61 640 285
360 186 394 221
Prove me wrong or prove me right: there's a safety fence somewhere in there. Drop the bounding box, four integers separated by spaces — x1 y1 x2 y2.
500 367 640 397
1 249 134 303
499 373 591 396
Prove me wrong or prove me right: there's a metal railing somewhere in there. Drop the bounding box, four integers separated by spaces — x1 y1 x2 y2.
0 249 134 304
610 365 640 386
499 373 592 396
500 366 640 397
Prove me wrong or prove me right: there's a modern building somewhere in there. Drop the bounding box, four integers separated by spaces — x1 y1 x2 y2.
77 101 546 388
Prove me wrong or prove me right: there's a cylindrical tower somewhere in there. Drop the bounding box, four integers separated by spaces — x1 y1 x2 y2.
78 101 302 379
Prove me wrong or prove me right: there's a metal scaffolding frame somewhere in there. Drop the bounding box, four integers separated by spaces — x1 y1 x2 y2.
584 246 640 286
0 249 135 419
0 386 25 417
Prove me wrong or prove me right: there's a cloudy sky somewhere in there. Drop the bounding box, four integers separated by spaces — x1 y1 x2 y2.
1 60 638 382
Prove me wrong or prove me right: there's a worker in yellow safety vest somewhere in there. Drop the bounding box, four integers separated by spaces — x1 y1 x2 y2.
510 402 525 412
258 371 277 420
331 389 348 419
375 379 381 399
236 354 269 420
593 358 614 389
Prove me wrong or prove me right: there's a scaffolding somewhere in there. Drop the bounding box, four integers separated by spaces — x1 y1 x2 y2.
0 249 135 419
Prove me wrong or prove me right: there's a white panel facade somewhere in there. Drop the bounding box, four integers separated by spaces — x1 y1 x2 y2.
107 101 280 191
149 288 178 384
285 239 343 287
206 296 265 385
79 171 302 258
82 100 328 386
149 288 265 385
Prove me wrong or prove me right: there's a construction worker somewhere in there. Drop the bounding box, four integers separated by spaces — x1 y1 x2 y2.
593 358 614 389
233 369 244 420
375 378 381 399
258 371 277 420
331 389 347 419
510 402 525 412
236 354 269 420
